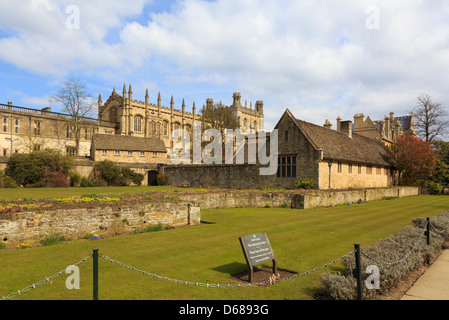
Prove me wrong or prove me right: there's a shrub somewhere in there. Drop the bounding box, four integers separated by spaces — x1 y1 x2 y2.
93 160 122 185
41 233 65 246
42 171 70 188
157 173 168 186
121 167 144 186
70 172 82 187
425 180 443 195
143 223 164 233
5 149 73 186
1 176 18 188
295 177 317 189
25 181 46 188
80 177 98 187
317 211 449 299
92 160 144 186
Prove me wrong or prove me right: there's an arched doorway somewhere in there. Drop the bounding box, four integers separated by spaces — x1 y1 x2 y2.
148 170 158 186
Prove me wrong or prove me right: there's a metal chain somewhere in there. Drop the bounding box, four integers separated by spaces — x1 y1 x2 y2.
1 255 92 300
100 251 354 287
430 221 449 234
274 251 355 283
360 221 428 266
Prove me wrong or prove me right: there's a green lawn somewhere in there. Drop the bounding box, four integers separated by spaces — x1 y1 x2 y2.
0 185 180 201
1 195 449 300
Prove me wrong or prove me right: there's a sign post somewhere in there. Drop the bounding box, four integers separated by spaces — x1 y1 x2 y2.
239 233 277 283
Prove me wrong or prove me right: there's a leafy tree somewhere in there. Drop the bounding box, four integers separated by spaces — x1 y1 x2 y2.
5 149 73 187
386 135 436 185
92 160 143 186
431 140 449 164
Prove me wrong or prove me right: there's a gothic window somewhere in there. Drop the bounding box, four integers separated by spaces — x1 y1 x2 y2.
151 121 156 137
157 122 161 138
134 116 142 133
163 121 168 136
185 124 192 135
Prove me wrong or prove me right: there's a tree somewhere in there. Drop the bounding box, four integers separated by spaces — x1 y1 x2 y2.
201 101 239 138
50 79 97 156
5 149 74 187
386 135 436 185
431 140 449 164
413 93 449 142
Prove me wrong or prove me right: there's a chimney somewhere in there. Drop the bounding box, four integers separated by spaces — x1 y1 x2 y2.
323 119 332 130
340 120 352 138
336 116 342 132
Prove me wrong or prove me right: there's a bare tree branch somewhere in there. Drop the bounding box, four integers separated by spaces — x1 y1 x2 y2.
413 93 449 142
50 79 97 156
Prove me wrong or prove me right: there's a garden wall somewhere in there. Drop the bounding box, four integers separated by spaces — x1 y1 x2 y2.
0 186 418 248
292 186 418 209
0 202 200 247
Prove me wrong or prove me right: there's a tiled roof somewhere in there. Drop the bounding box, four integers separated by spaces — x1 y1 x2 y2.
92 134 167 152
283 110 391 166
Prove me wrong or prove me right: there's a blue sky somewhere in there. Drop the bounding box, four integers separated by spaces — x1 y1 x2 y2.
1 0 449 132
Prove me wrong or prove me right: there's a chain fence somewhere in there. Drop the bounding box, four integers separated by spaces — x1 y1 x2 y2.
2 216 449 300
1 255 92 300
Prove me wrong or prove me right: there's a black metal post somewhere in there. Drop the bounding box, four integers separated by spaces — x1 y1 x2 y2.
93 248 99 300
354 244 363 300
426 218 430 264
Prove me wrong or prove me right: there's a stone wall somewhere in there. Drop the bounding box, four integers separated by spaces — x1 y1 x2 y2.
161 164 279 189
292 186 419 209
0 186 418 247
0 202 200 247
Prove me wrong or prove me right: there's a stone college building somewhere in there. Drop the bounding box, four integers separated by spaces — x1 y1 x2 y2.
0 85 415 189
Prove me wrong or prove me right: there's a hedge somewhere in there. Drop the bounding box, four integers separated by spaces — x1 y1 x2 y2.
317 211 449 300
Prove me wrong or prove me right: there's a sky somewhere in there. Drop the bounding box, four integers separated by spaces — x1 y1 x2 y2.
0 0 449 132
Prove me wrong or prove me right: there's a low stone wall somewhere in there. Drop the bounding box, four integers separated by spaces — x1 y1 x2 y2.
0 186 418 248
0 202 200 247
292 186 419 209
161 164 279 189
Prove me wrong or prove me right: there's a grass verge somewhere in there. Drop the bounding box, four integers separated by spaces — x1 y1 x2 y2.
0 195 448 300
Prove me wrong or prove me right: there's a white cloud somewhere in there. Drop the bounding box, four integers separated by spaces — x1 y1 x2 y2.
1 0 449 130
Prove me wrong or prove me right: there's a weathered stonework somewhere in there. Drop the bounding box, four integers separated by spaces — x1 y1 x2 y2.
0 202 200 247
0 186 418 248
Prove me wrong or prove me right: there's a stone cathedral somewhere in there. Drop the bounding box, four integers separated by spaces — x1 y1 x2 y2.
97 84 265 152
